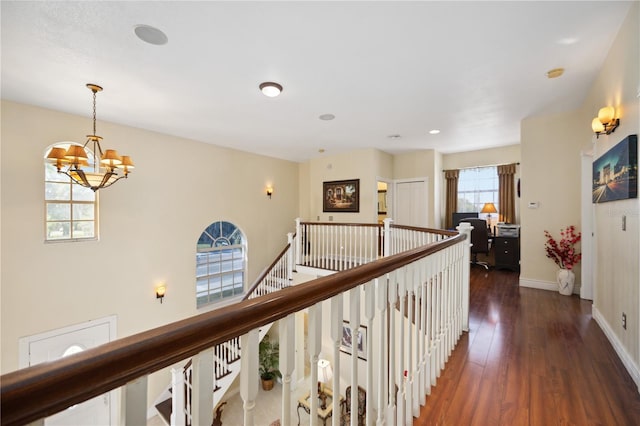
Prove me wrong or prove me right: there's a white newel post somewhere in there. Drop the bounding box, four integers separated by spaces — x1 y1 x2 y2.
123 376 147 426
279 314 295 426
295 218 302 267
456 222 472 331
287 232 294 280
331 294 344 426
170 367 186 426
240 329 259 426
383 218 393 257
191 349 213 426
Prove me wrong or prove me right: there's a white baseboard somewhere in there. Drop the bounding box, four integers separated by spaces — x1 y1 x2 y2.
519 277 557 292
592 307 640 392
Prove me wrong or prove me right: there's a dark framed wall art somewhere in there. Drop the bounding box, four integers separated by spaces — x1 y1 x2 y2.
340 320 367 360
592 134 638 203
323 179 360 212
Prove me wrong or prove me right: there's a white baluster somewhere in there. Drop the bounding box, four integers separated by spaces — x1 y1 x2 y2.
376 275 388 426
387 270 397 422
123 376 146 426
279 314 295 426
240 329 259 426
191 349 213 426
364 280 375 426
349 286 361 426
308 303 322 426
171 367 185 426
331 294 344 426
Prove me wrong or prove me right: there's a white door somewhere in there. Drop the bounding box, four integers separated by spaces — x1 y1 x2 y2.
19 316 116 425
394 178 429 227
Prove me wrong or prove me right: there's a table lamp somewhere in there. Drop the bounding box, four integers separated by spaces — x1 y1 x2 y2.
317 359 333 409
481 202 497 232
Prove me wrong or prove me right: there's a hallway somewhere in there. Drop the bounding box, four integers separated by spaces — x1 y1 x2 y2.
415 268 640 425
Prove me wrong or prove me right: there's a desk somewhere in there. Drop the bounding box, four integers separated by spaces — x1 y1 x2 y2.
494 236 520 271
297 388 342 426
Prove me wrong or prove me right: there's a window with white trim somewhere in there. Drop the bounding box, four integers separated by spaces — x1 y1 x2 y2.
44 143 97 242
457 166 499 215
196 221 246 308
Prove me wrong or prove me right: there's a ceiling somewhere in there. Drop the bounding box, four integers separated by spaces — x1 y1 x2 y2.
1 1 633 163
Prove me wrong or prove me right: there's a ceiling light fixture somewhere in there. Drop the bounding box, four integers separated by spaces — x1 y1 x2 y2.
259 82 283 97
429 129 440 135
319 113 335 121
546 68 564 79
47 84 134 192
591 106 619 138
134 24 168 45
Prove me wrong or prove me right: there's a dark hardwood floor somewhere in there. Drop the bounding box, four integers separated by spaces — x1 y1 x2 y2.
415 267 640 425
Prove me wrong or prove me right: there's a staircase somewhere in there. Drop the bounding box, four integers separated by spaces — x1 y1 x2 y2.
153 325 273 425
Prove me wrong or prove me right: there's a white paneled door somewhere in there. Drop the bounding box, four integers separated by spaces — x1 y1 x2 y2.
394 178 429 227
19 316 116 425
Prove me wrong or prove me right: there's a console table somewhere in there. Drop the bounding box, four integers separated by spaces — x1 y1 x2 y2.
297 388 342 426
494 236 520 272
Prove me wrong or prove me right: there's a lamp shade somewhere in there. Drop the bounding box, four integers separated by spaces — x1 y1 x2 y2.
481 202 497 214
317 359 333 384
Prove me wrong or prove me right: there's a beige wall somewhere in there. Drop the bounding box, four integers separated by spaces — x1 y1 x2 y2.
520 110 586 290
582 2 640 368
301 148 392 223
1 101 299 399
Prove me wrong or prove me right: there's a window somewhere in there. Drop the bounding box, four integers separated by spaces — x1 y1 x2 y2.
457 166 499 215
44 143 97 242
196 221 246 308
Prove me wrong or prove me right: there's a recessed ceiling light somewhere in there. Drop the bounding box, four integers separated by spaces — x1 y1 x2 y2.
546 68 565 79
319 114 335 121
557 37 579 45
388 134 401 140
134 25 168 45
429 129 440 135
259 82 283 97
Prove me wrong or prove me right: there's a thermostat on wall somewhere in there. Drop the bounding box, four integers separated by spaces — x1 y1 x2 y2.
528 202 539 209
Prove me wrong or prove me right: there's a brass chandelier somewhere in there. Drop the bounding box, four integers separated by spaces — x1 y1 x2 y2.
47 83 134 192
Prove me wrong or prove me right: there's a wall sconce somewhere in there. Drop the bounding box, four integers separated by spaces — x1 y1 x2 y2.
156 285 166 303
266 186 273 199
592 106 619 138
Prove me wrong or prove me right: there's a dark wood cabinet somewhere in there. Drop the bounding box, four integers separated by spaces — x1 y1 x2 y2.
494 236 520 272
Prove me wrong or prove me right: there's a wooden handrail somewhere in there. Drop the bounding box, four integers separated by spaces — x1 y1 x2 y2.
390 224 458 237
0 233 465 426
243 242 291 301
300 221 382 228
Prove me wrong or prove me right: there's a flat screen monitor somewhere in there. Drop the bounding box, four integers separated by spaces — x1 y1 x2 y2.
452 212 479 228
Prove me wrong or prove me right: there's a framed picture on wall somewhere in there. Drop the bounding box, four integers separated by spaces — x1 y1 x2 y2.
323 179 360 212
592 134 638 203
340 320 367 360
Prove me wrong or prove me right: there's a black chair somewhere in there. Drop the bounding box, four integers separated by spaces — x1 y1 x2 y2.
460 218 490 269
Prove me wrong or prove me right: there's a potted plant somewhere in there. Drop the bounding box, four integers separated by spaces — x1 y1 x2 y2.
258 334 281 391
544 226 581 295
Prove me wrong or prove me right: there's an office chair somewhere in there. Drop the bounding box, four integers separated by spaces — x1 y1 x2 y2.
460 218 490 269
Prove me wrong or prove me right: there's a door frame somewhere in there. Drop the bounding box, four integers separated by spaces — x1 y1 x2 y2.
18 315 118 425
391 177 430 227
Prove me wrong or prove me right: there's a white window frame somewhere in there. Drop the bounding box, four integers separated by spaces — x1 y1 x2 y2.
196 221 247 309
44 143 98 243
457 166 499 217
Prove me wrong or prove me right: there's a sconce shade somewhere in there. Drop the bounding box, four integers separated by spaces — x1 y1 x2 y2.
100 149 123 167
481 202 497 214
592 117 605 133
598 106 615 123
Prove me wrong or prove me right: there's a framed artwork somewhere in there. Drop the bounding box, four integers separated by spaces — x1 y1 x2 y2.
340 320 367 360
323 179 360 212
592 134 638 203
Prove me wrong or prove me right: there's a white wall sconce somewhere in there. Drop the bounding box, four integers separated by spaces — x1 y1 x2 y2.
156 285 166 303
266 186 273 199
592 106 619 138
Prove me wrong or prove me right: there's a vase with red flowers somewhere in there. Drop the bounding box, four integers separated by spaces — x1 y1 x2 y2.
544 226 581 295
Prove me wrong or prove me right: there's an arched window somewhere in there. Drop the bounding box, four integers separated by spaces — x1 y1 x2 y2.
196 221 246 308
44 143 97 242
